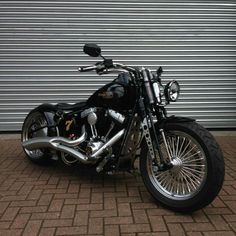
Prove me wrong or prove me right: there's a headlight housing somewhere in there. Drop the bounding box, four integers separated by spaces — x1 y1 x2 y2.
164 80 180 102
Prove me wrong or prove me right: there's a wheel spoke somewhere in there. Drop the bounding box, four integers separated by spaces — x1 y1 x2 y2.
177 137 185 157
180 144 197 160
182 157 204 164
183 166 205 174
178 139 191 159
166 138 174 159
181 168 202 183
175 136 180 157
181 169 198 191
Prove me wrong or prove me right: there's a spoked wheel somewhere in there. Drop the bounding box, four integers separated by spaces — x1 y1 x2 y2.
21 110 56 164
150 131 207 200
140 121 225 212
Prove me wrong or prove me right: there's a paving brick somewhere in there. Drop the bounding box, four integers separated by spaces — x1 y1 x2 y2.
20 206 47 214
121 234 136 236
164 215 194 223
17 185 34 196
133 209 149 223
187 233 203 236
54 193 78 199
105 225 120 236
37 194 53 206
39 227 56 236
149 215 167 232
67 183 80 193
48 199 64 212
118 203 132 216
27 189 42 200
77 203 103 211
191 210 209 223
0 221 11 229
56 226 87 235
0 195 27 202
208 214 230 230
120 224 151 233
203 232 235 236
0 202 10 214
138 233 169 236
64 198 90 205
167 223 186 236
31 212 60 220
22 220 42 236
11 213 30 229
0 229 23 236
104 197 116 210
90 209 117 218
60 204 76 218
223 214 236 222
79 188 91 198
204 207 232 215
91 192 103 203
0 207 20 221
10 200 36 207
183 223 215 232
88 218 103 234
10 182 24 191
105 216 133 225
43 219 73 227
73 211 89 226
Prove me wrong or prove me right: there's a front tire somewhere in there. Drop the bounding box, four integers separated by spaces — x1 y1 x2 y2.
140 121 225 212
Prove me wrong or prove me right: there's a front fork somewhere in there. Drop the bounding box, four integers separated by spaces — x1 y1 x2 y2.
139 99 172 171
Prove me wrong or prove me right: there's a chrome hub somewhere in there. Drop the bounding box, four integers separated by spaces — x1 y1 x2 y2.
171 157 183 174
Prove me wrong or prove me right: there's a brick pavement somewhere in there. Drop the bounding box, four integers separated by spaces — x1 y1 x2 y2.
0 136 236 236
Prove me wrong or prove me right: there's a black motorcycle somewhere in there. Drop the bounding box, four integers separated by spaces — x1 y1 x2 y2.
22 44 225 212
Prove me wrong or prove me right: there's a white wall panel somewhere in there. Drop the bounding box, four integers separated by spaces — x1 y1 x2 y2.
0 0 235 131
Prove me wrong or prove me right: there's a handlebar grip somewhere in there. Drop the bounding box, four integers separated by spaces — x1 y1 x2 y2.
78 66 96 72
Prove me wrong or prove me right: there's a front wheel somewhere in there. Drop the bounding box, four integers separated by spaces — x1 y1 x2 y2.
140 121 225 212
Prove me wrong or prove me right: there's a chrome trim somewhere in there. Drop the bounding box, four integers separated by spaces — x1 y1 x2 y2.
91 129 125 158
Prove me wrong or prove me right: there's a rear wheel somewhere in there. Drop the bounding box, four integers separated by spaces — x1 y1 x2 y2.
21 110 57 164
140 121 224 212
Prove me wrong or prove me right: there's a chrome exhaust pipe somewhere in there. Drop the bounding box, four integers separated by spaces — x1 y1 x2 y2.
22 127 125 164
22 127 89 163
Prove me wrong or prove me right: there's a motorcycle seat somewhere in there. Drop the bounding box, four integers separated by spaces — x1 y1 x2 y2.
56 102 87 111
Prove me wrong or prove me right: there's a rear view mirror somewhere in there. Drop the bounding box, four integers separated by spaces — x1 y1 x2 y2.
83 44 101 57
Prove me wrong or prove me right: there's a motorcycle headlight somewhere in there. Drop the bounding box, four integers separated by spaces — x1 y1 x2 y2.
164 81 180 102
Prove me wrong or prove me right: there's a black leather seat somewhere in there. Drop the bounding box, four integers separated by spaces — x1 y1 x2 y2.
56 102 87 111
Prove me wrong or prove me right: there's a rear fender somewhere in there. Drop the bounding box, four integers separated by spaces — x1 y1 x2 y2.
30 104 59 136
34 103 58 113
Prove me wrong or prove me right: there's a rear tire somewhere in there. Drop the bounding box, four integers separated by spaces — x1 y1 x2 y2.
21 110 57 165
140 121 225 212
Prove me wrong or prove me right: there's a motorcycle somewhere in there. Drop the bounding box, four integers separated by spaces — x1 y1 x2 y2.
22 43 225 212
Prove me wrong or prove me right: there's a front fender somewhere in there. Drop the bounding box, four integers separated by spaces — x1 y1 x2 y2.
157 115 195 129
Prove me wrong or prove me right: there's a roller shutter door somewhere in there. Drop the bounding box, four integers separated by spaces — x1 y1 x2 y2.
0 0 235 131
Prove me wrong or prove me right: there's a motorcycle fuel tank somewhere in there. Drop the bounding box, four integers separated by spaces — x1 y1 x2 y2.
87 73 136 111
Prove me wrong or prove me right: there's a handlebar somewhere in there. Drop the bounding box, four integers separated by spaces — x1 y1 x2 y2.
78 61 137 74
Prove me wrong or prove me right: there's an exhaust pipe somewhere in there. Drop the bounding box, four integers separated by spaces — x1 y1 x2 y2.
22 127 89 163
22 127 125 164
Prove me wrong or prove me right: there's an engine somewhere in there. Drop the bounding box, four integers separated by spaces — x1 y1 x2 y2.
60 107 126 168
